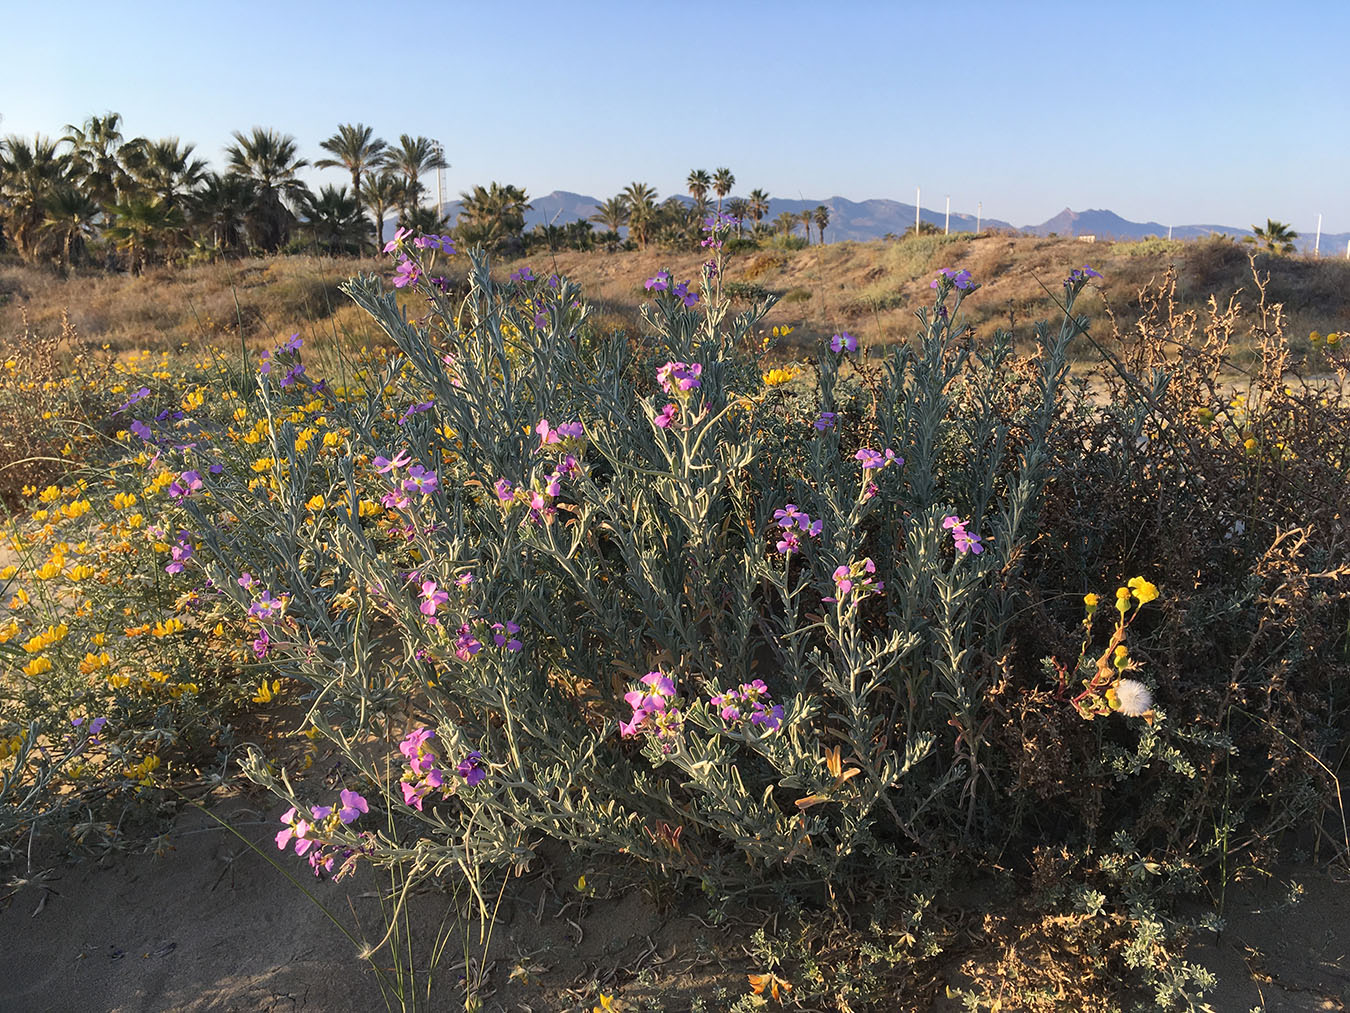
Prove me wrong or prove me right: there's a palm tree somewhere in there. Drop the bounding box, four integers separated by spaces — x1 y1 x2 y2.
124 138 207 211
39 187 102 272
0 134 70 260
302 185 369 255
726 198 750 237
712 167 735 212
316 124 386 249
814 204 830 245
747 188 770 228
591 195 628 235
457 182 531 251
360 169 403 249
799 209 813 245
104 198 185 273
191 172 255 255
621 182 658 249
61 113 133 207
687 169 711 206
382 135 448 219
226 127 311 251
1244 218 1298 255
774 211 798 238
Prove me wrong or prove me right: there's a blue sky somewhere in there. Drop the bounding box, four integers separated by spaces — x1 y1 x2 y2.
2 0 1345 231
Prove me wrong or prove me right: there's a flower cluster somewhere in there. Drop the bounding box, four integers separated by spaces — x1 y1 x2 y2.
1065 264 1102 287
656 361 702 395
709 679 784 732
620 672 683 753
374 451 438 510
931 268 974 291
771 504 822 554
855 447 902 498
275 788 370 877
827 557 883 605
942 515 984 555
398 728 484 811
645 272 699 306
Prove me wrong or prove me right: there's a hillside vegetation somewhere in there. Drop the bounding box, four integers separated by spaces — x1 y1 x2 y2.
4 235 1348 362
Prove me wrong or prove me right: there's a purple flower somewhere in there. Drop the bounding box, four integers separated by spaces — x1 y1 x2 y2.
710 679 783 733
414 234 455 253
398 401 434 426
402 465 438 495
280 363 306 388
374 450 412 474
620 673 682 752
114 387 151 415
130 419 152 441
931 268 974 291
165 533 194 574
493 478 515 504
510 266 536 283
420 580 448 619
776 531 802 554
252 628 270 658
491 621 523 651
654 403 678 429
455 572 475 588
672 280 699 307
337 790 368 824
656 361 702 394
456 752 487 787
645 271 671 292
942 515 985 555
167 470 203 500
830 332 857 354
773 504 806 529
455 624 483 661
393 259 421 288
855 448 902 473
813 411 837 431
282 333 303 353
238 572 254 589
383 226 412 253
89 716 107 735
400 728 436 762
1066 265 1103 286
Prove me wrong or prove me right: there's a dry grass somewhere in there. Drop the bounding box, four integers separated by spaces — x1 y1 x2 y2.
3 236 1348 364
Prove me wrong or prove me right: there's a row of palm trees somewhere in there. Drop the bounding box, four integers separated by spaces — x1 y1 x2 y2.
585 171 831 251
0 116 452 271
0 114 839 272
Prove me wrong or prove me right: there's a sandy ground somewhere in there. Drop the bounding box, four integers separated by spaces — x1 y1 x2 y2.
0 794 736 1013
3 793 1347 1013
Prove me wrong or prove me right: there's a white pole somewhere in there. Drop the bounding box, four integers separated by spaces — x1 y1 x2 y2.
976 201 981 234
1167 224 1173 240
915 187 920 235
1314 213 1322 257
435 142 445 216
944 195 950 235
1345 238 1349 259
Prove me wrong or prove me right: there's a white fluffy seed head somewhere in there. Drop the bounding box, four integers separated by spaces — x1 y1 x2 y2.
1114 679 1153 717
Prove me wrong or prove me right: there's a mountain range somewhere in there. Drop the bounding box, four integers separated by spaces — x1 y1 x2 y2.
424 191 1348 255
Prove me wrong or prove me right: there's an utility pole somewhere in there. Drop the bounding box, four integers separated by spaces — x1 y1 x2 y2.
944 195 950 235
976 201 981 234
915 187 920 235
1167 224 1173 240
1314 213 1322 256
432 140 446 218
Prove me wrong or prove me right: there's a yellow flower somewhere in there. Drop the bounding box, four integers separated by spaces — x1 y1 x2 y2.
22 655 53 677
1083 593 1099 611
1309 330 1323 345
1128 577 1159 605
252 679 283 704
748 972 793 1001
1115 587 1131 614
762 367 800 387
306 494 326 511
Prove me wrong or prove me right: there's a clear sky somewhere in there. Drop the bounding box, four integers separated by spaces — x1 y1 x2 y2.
2 0 1345 232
